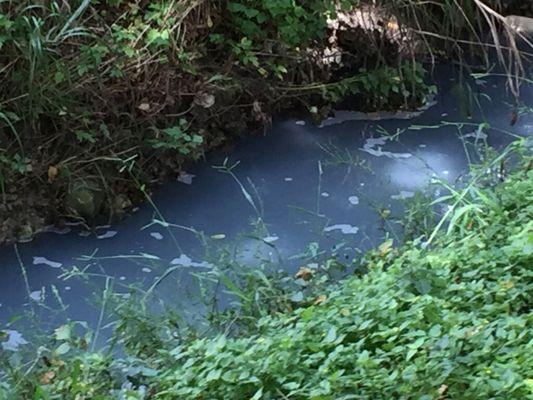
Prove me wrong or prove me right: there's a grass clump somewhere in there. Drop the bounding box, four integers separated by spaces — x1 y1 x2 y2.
1 142 532 399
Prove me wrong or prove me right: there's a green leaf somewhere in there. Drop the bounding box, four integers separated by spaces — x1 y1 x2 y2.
54 325 71 341
409 337 425 350
55 342 70 355
205 369 221 382
324 326 337 343
406 348 417 361
291 291 304 302
301 307 314 321
251 387 263 400
74 130 96 144
429 325 441 337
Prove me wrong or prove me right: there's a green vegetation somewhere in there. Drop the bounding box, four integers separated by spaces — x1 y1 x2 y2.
1 0 529 242
1 139 531 399
1 0 532 396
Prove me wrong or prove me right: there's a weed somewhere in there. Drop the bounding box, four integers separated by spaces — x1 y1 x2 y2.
150 119 204 155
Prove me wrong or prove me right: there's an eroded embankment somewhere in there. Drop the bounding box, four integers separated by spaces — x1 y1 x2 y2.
0 0 531 244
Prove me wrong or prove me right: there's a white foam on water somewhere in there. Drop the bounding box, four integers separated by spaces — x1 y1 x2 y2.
97 231 117 240
463 130 488 140
360 136 412 159
263 235 279 243
178 172 195 185
391 191 415 200
318 103 434 127
33 257 62 269
348 196 359 205
29 290 43 301
150 232 164 240
324 224 359 235
1 330 28 351
170 254 213 268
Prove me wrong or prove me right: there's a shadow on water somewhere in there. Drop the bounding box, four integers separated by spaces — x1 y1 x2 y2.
0 65 532 348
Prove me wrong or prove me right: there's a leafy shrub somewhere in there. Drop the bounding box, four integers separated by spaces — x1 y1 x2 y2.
324 62 437 110
151 154 533 399
150 119 204 155
226 0 344 48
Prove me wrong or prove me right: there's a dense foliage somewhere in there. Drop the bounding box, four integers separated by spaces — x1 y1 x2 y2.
138 147 533 399
1 140 531 399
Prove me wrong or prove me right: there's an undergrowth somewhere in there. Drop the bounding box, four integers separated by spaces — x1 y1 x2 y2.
0 139 531 399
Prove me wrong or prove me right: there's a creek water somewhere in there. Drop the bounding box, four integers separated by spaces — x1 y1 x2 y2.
0 66 532 350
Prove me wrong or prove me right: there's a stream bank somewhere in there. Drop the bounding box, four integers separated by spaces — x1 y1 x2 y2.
1 0 531 245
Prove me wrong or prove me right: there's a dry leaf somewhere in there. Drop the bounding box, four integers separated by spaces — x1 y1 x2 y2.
378 240 393 256
40 371 55 385
138 103 150 112
253 100 262 114
380 208 391 218
194 92 215 108
387 21 399 30
48 166 59 183
295 267 313 281
50 359 65 367
500 280 514 289
438 384 448 397
314 295 327 305
252 100 269 124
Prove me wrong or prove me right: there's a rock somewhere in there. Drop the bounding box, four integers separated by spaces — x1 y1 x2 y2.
66 180 104 220
111 193 132 218
194 92 215 108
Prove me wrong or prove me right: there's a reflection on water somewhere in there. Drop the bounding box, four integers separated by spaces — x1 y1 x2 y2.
0 68 532 348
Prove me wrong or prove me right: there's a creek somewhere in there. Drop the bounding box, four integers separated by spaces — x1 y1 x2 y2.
0 66 531 350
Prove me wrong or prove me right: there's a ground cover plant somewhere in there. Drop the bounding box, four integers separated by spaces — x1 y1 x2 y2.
0 0 531 243
0 137 531 399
